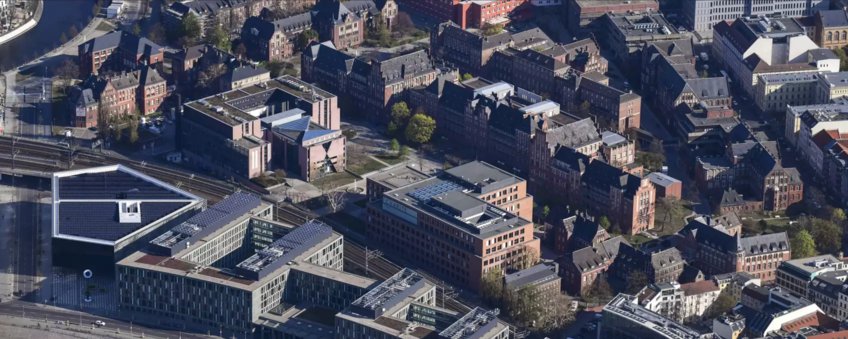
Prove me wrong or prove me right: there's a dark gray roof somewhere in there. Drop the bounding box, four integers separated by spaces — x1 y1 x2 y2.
444 161 520 195
552 147 590 173
80 30 162 57
58 201 191 241
567 236 625 272
686 77 729 100
740 232 789 256
818 10 848 28
228 65 269 83
504 262 559 290
375 49 436 85
581 160 643 198
58 170 189 200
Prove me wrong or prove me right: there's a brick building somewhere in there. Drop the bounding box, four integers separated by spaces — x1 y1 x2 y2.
580 160 656 235
566 0 659 35
430 22 551 75
646 172 683 200
78 30 164 77
302 41 439 118
69 67 167 127
609 243 685 285
164 0 316 34
557 71 641 133
180 76 343 180
561 236 625 295
397 0 530 29
366 161 540 291
692 223 790 282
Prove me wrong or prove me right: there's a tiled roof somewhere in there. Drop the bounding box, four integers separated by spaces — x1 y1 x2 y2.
581 160 643 198
680 280 719 296
818 10 848 28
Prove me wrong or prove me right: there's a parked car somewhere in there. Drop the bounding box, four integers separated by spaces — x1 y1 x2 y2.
93 320 105 327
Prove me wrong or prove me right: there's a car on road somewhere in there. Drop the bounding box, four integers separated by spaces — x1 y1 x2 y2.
93 320 105 327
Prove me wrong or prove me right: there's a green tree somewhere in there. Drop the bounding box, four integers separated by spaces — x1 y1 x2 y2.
387 121 399 137
481 22 504 36
704 290 738 319
181 13 202 45
390 102 411 127
480 267 503 307
389 138 400 153
132 23 141 36
205 24 230 51
655 197 687 234
625 270 649 294
461 73 473 81
834 48 848 72
599 216 611 230
832 208 847 224
542 205 550 220
147 23 167 45
538 293 576 333
635 151 666 172
790 229 816 259
503 286 542 327
812 218 842 255
296 29 319 50
399 145 411 157
405 113 436 144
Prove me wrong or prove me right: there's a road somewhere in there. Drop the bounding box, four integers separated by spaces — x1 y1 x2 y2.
0 301 214 338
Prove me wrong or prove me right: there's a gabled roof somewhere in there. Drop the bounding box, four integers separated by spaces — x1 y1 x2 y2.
581 160 643 198
818 10 848 28
552 146 590 173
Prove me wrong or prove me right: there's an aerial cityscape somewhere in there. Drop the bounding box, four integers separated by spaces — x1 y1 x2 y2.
2 0 848 338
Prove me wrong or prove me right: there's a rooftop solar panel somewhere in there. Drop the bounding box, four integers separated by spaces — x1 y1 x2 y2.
408 181 462 202
58 171 189 200
57 201 191 241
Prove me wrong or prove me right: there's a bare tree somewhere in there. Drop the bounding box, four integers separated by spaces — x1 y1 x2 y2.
322 187 346 214
512 245 540 271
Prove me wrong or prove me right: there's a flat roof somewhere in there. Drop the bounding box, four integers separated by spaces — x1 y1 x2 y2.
646 172 681 188
443 161 522 195
367 165 431 191
759 72 820 85
120 230 345 291
52 165 202 246
185 75 335 126
382 177 529 239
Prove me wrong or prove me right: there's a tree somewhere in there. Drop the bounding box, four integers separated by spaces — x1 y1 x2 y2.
812 218 842 255
635 151 666 172
205 24 230 51
180 13 202 45
461 73 473 81
395 12 415 33
704 290 738 319
147 23 167 45
512 245 539 271
503 286 542 327
127 115 139 144
583 276 613 304
655 197 687 233
405 113 436 144
132 23 141 36
59 32 68 44
234 43 247 59
480 267 503 307
481 22 504 36
390 102 411 127
399 145 410 157
264 61 286 78
55 60 79 86
541 205 550 221
323 188 346 213
834 48 848 72
387 121 399 137
625 270 649 294
197 64 226 95
389 138 400 153
578 100 591 116
368 17 391 47
296 29 319 51
832 208 847 224
790 229 816 259
537 293 575 333
598 216 611 230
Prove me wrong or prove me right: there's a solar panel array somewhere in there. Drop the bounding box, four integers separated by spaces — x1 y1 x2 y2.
349 268 424 319
58 201 190 241
235 221 332 280
59 170 188 200
408 181 462 202
150 192 261 252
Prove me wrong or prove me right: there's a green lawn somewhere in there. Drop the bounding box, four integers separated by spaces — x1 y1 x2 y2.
312 172 357 189
375 154 407 165
348 157 386 176
627 234 652 245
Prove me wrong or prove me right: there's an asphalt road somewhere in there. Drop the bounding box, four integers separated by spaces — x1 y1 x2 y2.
0 301 215 339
